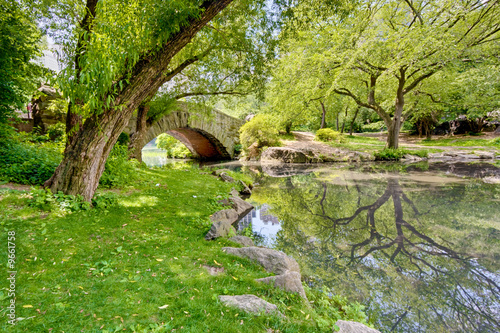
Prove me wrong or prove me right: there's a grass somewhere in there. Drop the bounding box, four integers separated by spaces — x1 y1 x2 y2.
417 136 500 147
0 164 367 332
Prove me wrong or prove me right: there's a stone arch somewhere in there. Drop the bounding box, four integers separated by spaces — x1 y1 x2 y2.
141 110 243 160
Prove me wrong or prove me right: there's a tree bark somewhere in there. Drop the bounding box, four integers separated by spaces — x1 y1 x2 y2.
45 0 234 201
319 101 326 129
386 69 406 149
349 107 360 136
128 104 150 162
341 105 348 133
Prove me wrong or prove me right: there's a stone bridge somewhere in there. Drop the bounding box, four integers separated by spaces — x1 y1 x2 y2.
126 104 244 160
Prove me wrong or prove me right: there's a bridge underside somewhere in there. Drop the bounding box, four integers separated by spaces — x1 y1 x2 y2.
166 127 232 160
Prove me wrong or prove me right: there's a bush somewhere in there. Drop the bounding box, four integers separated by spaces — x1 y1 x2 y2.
46 123 66 142
374 148 429 161
239 114 280 151
117 132 130 146
361 121 386 132
315 128 344 142
0 138 62 185
29 188 90 212
99 144 137 187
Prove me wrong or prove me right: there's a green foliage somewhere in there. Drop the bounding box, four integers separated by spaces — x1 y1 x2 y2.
99 144 137 188
374 148 429 161
28 188 90 213
315 128 344 143
374 149 407 161
305 286 369 330
419 136 500 147
156 133 192 158
239 114 281 151
91 192 118 209
46 123 66 142
117 132 130 146
0 137 62 185
0 1 44 124
361 121 386 133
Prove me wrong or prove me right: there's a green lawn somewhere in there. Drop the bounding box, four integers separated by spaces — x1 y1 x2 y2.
417 136 500 147
0 165 367 332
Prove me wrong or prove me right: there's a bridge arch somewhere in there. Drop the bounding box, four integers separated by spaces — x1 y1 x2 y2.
129 108 243 160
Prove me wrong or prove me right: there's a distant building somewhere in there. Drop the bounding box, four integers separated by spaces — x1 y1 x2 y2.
37 45 61 73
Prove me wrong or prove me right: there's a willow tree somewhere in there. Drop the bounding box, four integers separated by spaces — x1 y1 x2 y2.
127 3 274 161
36 0 242 200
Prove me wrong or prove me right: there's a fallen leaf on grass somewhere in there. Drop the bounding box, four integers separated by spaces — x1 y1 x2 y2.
158 305 169 309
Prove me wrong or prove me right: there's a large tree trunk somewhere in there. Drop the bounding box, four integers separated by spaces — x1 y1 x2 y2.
341 105 348 133
128 104 150 162
386 74 405 149
349 107 360 136
319 101 326 129
45 0 234 201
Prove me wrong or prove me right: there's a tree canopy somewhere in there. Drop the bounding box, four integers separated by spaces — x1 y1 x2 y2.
0 1 44 127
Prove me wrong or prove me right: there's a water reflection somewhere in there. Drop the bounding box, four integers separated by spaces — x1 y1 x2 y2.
241 170 500 333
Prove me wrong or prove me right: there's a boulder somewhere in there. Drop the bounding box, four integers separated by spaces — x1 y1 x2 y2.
256 271 307 299
212 168 231 176
222 247 300 275
210 209 239 225
334 320 381 333
245 142 261 160
219 172 235 183
205 221 235 240
229 236 254 247
229 194 254 220
261 147 308 163
218 295 283 317
475 151 495 159
239 180 252 195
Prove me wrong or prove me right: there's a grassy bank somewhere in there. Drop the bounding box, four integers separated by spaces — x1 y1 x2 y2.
0 164 368 332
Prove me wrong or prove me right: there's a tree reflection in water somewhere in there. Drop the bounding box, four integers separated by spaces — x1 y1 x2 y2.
251 173 500 332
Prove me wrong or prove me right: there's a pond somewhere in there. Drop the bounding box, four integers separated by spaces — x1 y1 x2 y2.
145 153 500 332
236 162 500 333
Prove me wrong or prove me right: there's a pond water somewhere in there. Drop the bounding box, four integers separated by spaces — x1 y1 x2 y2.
145 153 500 332
235 162 500 333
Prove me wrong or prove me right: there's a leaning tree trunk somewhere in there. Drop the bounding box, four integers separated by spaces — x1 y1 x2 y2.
349 107 360 136
319 101 326 129
45 0 234 201
128 104 150 162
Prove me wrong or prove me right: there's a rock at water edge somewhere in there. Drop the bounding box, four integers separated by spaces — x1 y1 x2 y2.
256 271 307 299
205 221 235 240
229 236 254 247
334 320 381 333
222 247 300 275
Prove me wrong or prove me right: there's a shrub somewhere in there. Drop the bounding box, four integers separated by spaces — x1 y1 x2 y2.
315 128 344 142
374 148 429 161
29 188 90 212
361 121 386 132
99 144 137 187
0 138 62 185
46 123 66 142
117 132 130 146
239 114 280 151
